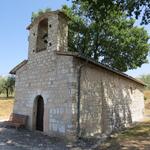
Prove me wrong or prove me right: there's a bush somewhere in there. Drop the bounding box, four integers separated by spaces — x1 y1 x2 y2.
144 96 147 101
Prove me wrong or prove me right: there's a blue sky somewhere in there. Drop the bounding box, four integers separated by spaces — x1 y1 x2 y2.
0 0 149 77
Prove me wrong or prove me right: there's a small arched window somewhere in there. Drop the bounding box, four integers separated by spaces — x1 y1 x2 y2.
36 18 48 52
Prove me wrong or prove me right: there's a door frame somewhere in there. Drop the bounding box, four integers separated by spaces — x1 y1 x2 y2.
32 95 44 131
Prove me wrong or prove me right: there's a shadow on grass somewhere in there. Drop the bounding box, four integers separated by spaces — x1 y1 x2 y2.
96 121 150 150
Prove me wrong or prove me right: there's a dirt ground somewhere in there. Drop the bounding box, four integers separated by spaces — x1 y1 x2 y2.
0 97 14 121
0 122 99 150
0 120 150 150
0 123 68 150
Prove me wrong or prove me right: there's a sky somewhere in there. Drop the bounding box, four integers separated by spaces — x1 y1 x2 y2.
0 0 149 77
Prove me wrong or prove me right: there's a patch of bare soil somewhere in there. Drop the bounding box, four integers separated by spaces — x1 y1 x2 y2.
0 124 68 150
0 122 99 150
0 98 14 120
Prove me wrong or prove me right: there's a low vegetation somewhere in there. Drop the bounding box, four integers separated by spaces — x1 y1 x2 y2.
98 120 150 150
144 90 150 100
31 8 51 22
139 74 150 90
144 90 150 116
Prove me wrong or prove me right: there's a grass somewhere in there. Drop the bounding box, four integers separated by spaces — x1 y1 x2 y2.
0 97 14 120
98 121 150 150
118 122 150 139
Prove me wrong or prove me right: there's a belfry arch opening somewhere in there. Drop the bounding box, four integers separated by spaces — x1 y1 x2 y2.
36 18 48 52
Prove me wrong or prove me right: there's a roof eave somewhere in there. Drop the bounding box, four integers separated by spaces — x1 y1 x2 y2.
10 60 28 75
56 51 146 86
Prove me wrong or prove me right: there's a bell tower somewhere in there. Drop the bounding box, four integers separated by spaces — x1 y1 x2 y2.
27 11 69 59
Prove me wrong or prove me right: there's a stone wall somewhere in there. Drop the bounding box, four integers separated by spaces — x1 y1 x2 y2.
14 56 75 136
73 58 144 137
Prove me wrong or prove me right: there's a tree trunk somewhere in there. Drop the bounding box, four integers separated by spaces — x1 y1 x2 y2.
6 89 9 98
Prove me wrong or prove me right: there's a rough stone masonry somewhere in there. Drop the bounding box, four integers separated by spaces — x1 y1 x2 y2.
10 10 145 140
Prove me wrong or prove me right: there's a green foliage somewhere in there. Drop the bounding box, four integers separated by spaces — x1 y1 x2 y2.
0 76 15 98
31 8 51 22
71 0 150 25
139 74 150 90
144 96 147 101
62 4 150 71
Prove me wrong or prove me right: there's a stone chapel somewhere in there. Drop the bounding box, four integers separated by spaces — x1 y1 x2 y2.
10 10 145 139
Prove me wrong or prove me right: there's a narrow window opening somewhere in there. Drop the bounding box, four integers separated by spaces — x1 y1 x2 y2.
130 87 133 94
36 18 48 52
49 24 52 28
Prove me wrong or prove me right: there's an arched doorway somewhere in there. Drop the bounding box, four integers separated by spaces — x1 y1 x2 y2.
33 95 44 131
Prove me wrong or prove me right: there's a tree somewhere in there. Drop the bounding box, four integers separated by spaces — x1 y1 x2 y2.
62 5 150 71
70 0 150 25
139 74 150 90
0 76 15 98
0 76 3 95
